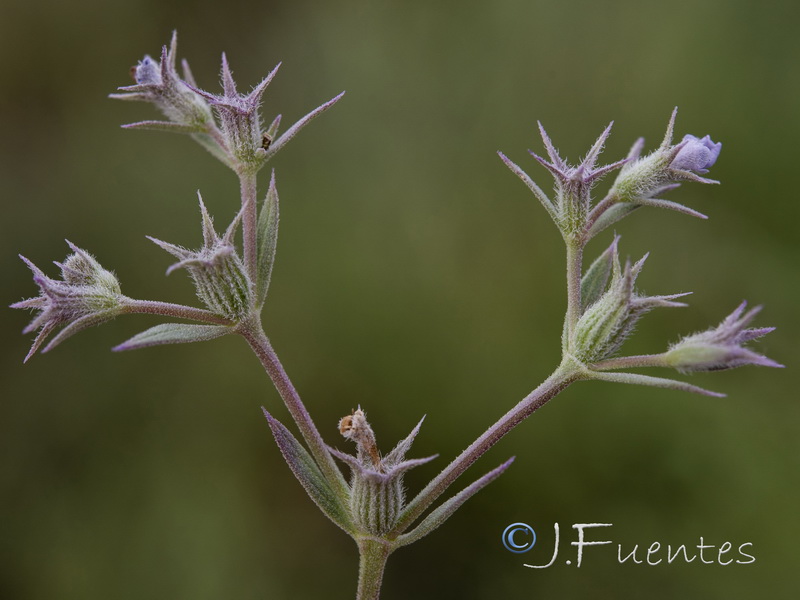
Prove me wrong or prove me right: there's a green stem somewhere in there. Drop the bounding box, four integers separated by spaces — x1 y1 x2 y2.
356 537 393 600
239 171 259 289
565 239 583 347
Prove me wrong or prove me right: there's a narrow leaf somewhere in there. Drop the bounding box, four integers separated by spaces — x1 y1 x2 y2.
121 120 201 134
43 310 118 354
263 92 345 161
395 457 514 547
113 323 230 351
581 236 619 310
255 170 280 307
589 370 725 397
497 152 558 222
587 202 640 237
262 409 353 532
636 197 708 219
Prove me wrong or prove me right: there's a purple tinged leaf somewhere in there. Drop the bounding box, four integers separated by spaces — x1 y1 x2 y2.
262 409 353 533
112 323 231 352
121 120 199 133
395 457 515 546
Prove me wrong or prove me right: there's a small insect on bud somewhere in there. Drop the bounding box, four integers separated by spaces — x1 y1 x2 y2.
330 411 436 535
339 408 381 469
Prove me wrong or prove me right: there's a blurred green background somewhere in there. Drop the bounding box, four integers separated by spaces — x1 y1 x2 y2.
1 0 797 598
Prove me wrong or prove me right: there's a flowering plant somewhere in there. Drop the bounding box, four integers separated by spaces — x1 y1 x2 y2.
12 33 780 599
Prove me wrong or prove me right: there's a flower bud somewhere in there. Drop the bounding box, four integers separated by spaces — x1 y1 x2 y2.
110 32 214 131
607 109 721 220
572 249 688 362
330 409 435 536
12 242 124 361
186 55 281 170
149 195 252 321
670 135 721 174
665 302 781 372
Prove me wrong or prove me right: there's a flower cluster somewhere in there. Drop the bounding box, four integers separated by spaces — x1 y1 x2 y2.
330 409 436 535
111 32 344 174
12 242 124 361
149 195 251 322
666 302 781 372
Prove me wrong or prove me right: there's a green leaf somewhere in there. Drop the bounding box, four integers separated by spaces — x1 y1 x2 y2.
587 203 640 238
394 458 514 547
262 409 354 533
255 170 280 308
113 323 230 351
581 236 619 311
588 370 725 397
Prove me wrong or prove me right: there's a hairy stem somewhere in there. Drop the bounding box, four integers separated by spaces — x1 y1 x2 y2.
584 193 618 234
239 171 259 289
356 537 393 600
121 298 233 325
390 362 580 536
239 319 350 496
564 240 583 345
591 354 669 371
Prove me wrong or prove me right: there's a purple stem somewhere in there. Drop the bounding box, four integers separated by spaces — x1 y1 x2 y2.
389 366 578 536
122 298 233 325
239 321 349 496
239 172 259 289
590 354 669 371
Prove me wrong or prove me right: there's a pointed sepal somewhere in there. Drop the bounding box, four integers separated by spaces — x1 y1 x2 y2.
262 92 345 162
